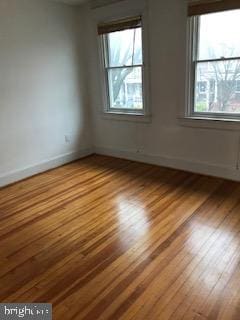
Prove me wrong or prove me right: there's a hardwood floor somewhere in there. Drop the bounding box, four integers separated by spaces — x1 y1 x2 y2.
0 154 240 320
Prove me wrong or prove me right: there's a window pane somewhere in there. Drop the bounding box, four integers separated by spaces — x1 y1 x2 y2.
108 67 143 110
108 28 142 67
198 10 240 60
194 60 240 113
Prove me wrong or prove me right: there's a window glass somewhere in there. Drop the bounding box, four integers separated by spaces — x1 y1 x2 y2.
195 60 240 113
108 67 143 110
236 80 240 93
103 25 144 112
198 10 240 61
193 10 240 114
108 28 142 67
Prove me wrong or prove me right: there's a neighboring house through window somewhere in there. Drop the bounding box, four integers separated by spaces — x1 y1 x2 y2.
236 80 240 93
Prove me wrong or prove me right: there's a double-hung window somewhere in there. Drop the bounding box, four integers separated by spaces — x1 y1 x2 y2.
188 1 240 119
98 17 146 115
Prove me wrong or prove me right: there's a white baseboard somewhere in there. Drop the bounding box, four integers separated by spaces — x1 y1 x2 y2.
1 146 238 187
0 148 94 188
95 146 239 181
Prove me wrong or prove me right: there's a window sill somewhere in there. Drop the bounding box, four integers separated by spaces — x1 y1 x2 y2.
179 116 240 131
101 111 152 123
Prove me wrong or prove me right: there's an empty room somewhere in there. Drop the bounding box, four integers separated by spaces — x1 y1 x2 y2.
1 0 240 319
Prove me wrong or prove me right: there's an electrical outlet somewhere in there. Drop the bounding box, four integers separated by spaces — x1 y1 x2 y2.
65 135 71 144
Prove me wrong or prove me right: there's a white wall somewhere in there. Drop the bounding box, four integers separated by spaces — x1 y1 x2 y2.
1 0 239 187
85 0 240 181
0 0 92 186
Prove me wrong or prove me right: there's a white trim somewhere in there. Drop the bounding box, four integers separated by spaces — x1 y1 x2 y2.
101 111 152 122
94 0 151 119
95 146 239 181
2 146 238 188
100 25 146 115
179 116 240 131
0 148 94 188
182 15 240 130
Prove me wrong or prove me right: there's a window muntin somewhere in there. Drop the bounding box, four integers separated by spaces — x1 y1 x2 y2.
191 10 240 116
102 25 144 113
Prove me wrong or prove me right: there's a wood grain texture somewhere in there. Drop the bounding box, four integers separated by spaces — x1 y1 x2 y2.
0 154 240 320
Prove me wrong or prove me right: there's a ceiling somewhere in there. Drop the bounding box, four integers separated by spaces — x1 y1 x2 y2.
52 0 124 7
52 0 125 8
52 0 88 5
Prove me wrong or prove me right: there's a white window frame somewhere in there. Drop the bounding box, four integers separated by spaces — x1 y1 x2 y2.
96 6 150 120
100 24 145 115
186 14 240 122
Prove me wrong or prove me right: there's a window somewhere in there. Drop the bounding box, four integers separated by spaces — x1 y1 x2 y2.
98 17 146 115
188 9 240 118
